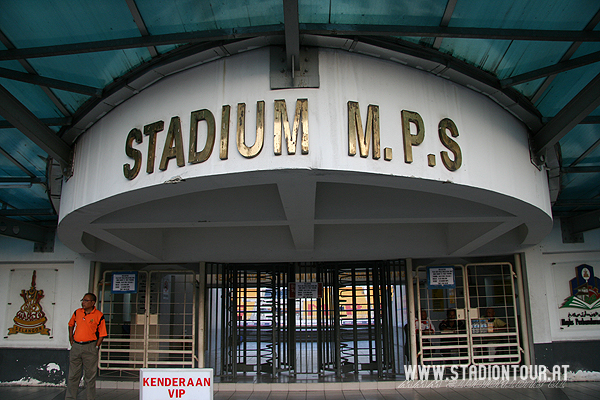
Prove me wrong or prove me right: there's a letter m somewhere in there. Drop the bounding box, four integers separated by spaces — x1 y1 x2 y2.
274 99 308 155
347 101 380 159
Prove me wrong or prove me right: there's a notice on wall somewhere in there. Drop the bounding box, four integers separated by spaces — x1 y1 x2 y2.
288 282 323 299
140 368 213 400
427 266 456 289
111 272 138 294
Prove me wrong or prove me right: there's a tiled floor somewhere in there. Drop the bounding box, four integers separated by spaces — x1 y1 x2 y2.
0 381 599 400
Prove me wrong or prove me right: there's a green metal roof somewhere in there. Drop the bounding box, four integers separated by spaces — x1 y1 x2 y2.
1 0 599 244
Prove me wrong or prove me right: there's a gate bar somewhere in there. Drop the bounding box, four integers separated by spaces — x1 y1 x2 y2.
514 254 531 366
406 259 417 369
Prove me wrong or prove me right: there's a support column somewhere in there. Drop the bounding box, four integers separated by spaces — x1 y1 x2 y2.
406 259 418 375
514 254 531 366
197 262 206 368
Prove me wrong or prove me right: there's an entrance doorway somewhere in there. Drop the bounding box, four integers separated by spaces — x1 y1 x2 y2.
204 261 408 382
98 269 197 378
414 263 522 367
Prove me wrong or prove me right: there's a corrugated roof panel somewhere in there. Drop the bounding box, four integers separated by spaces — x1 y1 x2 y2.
494 41 572 80
0 184 53 211
27 48 152 89
46 90 91 116
327 0 446 25
577 144 600 168
535 63 600 116
155 45 181 54
512 77 546 99
0 0 140 48
299 0 330 23
559 124 600 166
439 0 600 103
438 38 512 71
24 48 152 115
560 172 600 200
137 0 283 34
0 60 28 73
450 0 597 30
0 78 65 120
0 129 49 177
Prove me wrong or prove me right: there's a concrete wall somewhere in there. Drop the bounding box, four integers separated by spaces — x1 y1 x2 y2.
0 236 91 385
525 221 600 375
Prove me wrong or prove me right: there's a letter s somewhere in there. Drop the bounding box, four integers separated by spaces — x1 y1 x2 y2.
124 128 143 180
438 118 462 171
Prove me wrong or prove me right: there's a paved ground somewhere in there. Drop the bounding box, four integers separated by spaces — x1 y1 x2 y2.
0 381 599 400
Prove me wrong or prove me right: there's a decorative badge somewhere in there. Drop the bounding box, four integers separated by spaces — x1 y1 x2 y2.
560 264 600 310
8 270 51 335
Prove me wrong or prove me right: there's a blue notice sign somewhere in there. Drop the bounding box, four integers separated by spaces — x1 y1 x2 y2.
112 272 138 293
427 266 456 289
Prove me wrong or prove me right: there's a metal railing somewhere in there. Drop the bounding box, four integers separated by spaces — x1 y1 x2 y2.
98 270 196 376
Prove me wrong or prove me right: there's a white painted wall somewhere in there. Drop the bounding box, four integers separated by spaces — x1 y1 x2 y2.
61 47 550 220
0 236 91 349
525 221 600 345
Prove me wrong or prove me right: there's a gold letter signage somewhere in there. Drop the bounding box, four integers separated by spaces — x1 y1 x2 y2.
124 99 309 180
347 101 380 159
123 98 462 179
350 102 462 171
8 270 51 335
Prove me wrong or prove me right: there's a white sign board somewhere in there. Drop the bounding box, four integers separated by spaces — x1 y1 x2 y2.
288 282 323 299
427 266 456 289
112 272 138 293
140 368 213 400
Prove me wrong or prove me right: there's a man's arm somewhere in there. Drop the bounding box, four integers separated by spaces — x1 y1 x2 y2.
96 315 107 348
68 325 74 346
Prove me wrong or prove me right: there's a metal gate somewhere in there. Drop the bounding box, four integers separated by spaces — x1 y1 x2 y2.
98 269 197 377
415 263 522 367
205 261 407 381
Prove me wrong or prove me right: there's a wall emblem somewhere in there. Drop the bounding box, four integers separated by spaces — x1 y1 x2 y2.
8 270 51 335
560 264 600 310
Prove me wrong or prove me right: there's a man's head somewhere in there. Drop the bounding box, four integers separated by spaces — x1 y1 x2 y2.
485 308 496 318
81 293 96 311
447 309 457 320
420 310 428 319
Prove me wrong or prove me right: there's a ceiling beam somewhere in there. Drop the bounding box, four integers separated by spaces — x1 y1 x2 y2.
125 0 158 57
433 0 457 49
0 84 72 165
0 26 284 61
1 25 600 62
580 116 600 124
0 67 102 96
283 0 300 71
0 117 71 129
554 199 600 207
0 177 43 184
0 215 54 244
0 28 71 116
544 116 600 124
532 72 600 158
0 208 55 216
531 9 600 103
562 166 600 173
300 24 600 42
562 209 600 234
500 50 600 88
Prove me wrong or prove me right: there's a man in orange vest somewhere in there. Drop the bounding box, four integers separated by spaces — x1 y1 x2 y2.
65 293 107 400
